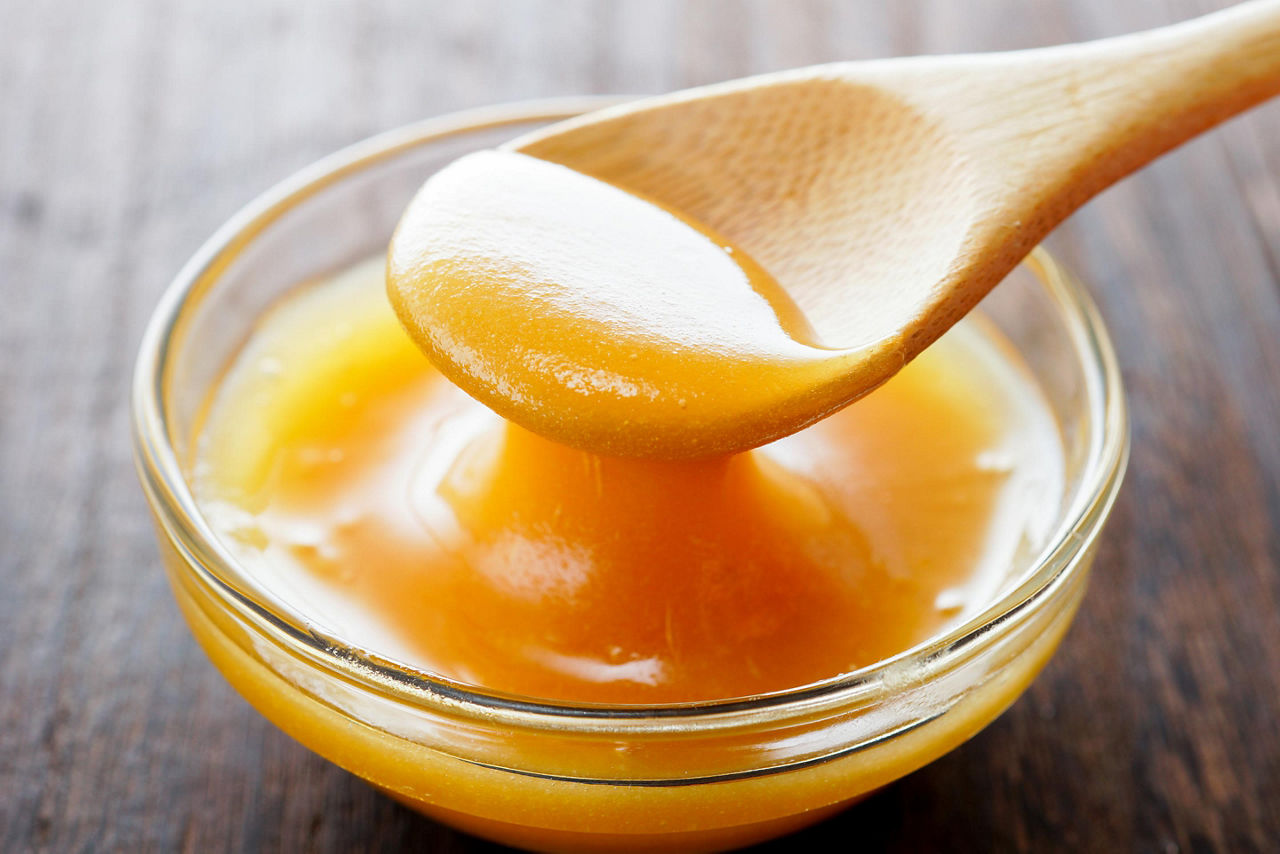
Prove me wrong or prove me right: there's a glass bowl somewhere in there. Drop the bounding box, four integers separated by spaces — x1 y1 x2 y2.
132 98 1129 853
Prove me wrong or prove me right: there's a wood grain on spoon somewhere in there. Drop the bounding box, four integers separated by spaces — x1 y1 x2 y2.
389 0 1280 459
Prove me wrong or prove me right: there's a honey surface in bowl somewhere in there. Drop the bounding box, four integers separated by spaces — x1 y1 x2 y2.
195 257 1063 704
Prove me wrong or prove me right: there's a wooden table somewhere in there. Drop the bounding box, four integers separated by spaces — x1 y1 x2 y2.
3 1 1277 850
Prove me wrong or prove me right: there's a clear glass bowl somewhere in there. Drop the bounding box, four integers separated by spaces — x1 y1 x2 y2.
132 98 1129 853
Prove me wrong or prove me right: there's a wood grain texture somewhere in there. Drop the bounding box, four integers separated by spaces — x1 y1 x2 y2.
1 1 1276 851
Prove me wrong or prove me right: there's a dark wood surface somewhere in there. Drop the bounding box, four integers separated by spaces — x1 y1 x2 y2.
3 1 1279 851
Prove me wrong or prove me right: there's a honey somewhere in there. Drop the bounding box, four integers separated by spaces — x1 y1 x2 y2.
196 257 1063 705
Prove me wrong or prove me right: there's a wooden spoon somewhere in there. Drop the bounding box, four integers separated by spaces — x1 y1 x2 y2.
391 1 1280 459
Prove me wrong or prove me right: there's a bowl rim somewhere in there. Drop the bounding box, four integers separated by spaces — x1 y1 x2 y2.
131 97 1130 732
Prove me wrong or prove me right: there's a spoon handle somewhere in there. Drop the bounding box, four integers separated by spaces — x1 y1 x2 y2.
902 0 1280 224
